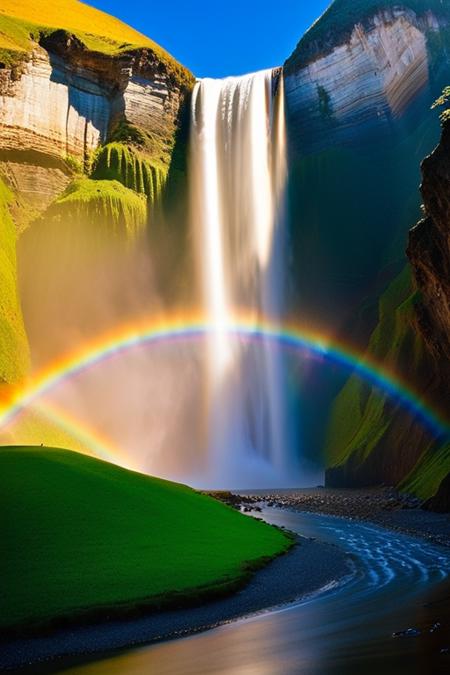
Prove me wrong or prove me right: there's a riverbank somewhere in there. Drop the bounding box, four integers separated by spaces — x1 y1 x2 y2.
0 534 352 672
229 487 450 548
1 448 295 639
4 487 449 673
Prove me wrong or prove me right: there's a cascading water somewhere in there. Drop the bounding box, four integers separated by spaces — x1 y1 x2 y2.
190 68 298 488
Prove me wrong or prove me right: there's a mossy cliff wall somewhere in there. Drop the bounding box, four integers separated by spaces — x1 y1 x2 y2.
0 179 29 392
284 0 450 467
407 120 450 508
0 1 193 214
326 121 450 505
0 0 194 380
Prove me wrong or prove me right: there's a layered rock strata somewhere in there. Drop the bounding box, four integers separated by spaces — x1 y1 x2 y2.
0 32 191 214
285 8 443 153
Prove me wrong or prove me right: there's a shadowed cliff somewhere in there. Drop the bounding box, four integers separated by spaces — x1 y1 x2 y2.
326 115 450 505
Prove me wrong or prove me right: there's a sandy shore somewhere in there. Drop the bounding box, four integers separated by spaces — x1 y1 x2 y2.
0 534 352 673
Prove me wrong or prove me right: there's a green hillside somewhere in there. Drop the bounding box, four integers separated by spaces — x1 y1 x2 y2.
0 447 291 631
0 0 193 87
0 179 30 387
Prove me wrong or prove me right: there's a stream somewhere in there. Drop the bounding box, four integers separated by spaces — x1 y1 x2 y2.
62 507 450 674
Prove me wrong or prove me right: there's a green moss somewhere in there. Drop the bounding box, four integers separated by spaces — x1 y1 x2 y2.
0 0 194 88
92 143 166 203
0 178 30 386
286 0 448 71
0 13 36 67
109 121 175 169
317 84 333 119
64 153 84 175
0 446 292 631
326 267 422 470
369 266 423 364
400 442 450 499
325 265 450 500
47 178 147 236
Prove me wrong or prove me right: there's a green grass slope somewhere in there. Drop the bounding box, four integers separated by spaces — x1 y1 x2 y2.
0 179 29 387
0 0 193 87
0 447 291 631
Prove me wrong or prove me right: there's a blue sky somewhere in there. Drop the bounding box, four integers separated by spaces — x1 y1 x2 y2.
89 0 332 78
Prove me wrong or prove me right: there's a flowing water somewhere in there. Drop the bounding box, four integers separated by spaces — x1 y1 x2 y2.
190 69 297 488
56 509 450 675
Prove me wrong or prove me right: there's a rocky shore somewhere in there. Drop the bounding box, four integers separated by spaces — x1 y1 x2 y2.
207 487 450 548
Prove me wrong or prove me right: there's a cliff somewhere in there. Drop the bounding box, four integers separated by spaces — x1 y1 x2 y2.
408 119 450 508
326 119 450 506
0 0 194 387
0 0 193 218
408 120 450 365
285 1 450 330
285 4 444 152
284 0 450 466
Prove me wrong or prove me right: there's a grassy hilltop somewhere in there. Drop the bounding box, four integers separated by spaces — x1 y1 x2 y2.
0 0 192 86
0 447 291 632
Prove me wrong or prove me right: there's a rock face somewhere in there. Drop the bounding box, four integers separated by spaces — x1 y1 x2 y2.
326 120 450 509
284 3 450 339
283 0 450 471
408 122 450 365
285 8 437 152
425 473 450 512
407 121 450 508
0 9 193 392
0 34 190 215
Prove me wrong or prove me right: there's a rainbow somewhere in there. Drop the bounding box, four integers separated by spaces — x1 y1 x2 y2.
33 402 134 468
1 400 133 469
0 314 448 450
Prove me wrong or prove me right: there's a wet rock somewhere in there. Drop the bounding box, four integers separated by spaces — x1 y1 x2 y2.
392 627 421 638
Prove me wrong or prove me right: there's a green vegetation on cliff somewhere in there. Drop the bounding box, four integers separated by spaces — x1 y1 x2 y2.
286 0 448 71
0 0 193 88
0 446 291 631
92 143 166 203
47 178 147 236
0 179 29 386
108 120 177 170
326 266 450 499
326 269 425 478
400 442 450 500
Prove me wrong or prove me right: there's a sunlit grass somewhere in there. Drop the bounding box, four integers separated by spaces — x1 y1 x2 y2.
0 446 291 631
0 179 30 386
0 0 193 86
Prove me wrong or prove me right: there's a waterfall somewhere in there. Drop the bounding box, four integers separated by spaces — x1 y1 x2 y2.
190 68 295 488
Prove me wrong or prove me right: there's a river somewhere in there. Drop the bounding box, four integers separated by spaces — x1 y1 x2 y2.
62 507 450 674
